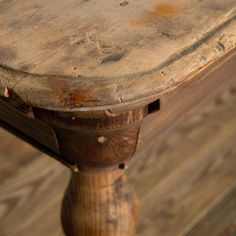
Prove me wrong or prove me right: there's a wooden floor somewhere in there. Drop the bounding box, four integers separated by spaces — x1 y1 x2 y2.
0 88 236 236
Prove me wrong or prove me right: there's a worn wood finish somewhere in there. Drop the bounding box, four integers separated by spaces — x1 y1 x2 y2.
0 1 235 111
0 47 235 167
0 89 236 236
0 98 59 154
40 107 145 236
186 187 236 236
137 45 236 155
0 46 235 236
1 0 235 77
129 88 236 236
1 1 236 236
62 168 139 236
36 107 146 168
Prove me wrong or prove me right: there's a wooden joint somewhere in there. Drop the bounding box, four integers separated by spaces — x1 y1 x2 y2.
35 106 149 169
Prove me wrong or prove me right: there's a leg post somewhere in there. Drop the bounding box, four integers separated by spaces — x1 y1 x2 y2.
36 107 147 236
61 168 139 236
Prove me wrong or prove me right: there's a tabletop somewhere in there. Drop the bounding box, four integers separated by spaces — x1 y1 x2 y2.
0 3 236 235
0 0 235 112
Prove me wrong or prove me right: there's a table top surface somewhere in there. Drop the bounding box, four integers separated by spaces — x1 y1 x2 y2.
0 0 236 112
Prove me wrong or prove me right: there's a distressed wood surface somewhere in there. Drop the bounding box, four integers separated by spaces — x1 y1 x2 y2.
61 169 139 236
0 88 235 236
35 106 146 168
129 88 236 236
0 99 59 154
47 107 145 235
136 45 236 156
0 0 235 111
0 47 235 169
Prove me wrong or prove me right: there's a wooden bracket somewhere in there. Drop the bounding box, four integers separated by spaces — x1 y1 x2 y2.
36 107 148 168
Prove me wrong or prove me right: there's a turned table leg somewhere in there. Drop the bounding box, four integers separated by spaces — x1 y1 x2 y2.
61 168 139 236
36 106 148 236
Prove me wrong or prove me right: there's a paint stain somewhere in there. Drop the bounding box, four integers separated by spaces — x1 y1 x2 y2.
59 88 99 108
130 3 191 36
154 3 177 16
44 65 100 108
131 3 178 26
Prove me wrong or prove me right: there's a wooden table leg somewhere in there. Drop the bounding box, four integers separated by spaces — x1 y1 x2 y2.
61 167 139 236
35 107 148 236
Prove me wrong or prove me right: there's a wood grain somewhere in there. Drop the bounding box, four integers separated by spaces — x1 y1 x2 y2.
0 0 235 111
136 46 236 157
0 155 69 236
0 99 59 154
129 89 236 236
0 47 235 169
0 128 40 182
61 169 139 236
36 107 145 235
0 89 235 236
0 0 234 78
185 186 236 236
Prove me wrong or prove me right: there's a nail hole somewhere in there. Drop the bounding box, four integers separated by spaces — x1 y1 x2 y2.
119 163 126 169
148 99 160 114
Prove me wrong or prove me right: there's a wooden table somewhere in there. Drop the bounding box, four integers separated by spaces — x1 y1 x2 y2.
0 1 236 235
